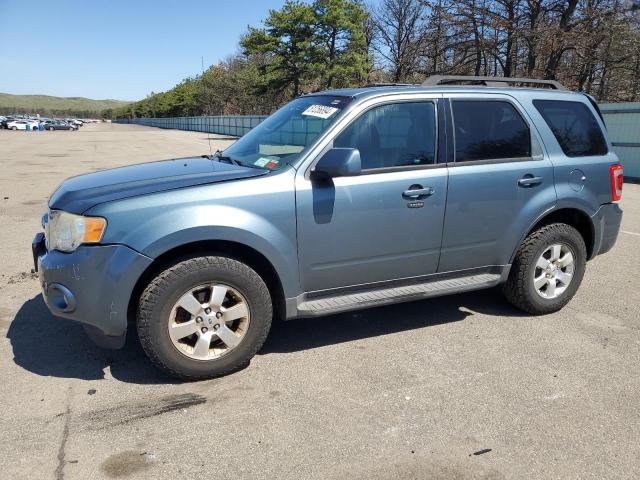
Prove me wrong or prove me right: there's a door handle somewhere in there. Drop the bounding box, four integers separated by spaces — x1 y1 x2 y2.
402 186 434 199
518 175 543 188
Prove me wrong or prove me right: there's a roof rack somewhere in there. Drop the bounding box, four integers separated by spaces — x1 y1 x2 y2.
422 75 566 90
364 83 416 87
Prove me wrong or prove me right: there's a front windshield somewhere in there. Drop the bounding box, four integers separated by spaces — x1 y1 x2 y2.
222 95 351 171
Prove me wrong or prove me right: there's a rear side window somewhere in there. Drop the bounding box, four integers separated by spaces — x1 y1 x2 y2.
533 100 607 157
452 100 531 162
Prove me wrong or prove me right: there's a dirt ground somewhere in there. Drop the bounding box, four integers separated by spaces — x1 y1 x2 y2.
1 123 639 480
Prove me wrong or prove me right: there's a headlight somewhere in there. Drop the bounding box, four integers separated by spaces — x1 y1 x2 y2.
46 210 107 252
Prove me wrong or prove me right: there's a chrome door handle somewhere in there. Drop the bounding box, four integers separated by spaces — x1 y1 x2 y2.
518 176 543 187
402 186 434 199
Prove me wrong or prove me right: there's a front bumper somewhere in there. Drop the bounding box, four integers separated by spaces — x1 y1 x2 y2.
591 202 623 258
33 234 153 349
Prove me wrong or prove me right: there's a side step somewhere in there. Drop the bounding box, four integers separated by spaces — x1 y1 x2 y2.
297 273 502 316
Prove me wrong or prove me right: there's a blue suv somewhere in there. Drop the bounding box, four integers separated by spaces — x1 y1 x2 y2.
32 76 623 380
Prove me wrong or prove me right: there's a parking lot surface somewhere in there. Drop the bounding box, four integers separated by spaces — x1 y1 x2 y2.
1 123 639 480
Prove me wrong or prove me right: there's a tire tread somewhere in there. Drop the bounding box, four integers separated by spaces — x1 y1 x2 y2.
137 256 272 381
503 222 586 315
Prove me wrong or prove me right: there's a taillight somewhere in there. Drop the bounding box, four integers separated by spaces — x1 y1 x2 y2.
609 164 623 202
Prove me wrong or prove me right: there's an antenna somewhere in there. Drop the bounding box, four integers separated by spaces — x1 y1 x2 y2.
202 56 213 158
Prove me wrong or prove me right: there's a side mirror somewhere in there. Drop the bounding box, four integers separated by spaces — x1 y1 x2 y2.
311 148 361 180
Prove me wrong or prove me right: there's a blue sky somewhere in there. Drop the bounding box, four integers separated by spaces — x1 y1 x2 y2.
0 0 288 100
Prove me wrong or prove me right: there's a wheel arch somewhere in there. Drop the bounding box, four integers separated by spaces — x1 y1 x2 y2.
511 207 595 263
127 239 287 332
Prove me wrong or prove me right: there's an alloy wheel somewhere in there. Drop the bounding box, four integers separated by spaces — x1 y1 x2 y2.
167 283 250 360
533 243 575 299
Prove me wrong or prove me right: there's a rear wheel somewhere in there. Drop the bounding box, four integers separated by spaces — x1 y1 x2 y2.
137 256 272 380
503 223 586 314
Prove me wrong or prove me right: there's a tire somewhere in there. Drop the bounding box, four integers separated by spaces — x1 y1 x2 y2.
48 127 54 131
137 256 272 380
11 126 17 130
502 223 587 315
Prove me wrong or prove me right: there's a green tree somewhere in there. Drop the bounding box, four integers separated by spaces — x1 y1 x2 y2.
313 0 369 88
241 1 319 98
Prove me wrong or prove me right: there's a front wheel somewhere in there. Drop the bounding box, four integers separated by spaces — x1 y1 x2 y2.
137 256 272 380
503 223 587 315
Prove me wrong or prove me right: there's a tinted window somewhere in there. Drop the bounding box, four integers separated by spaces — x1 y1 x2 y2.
533 100 607 157
334 102 436 170
452 100 531 162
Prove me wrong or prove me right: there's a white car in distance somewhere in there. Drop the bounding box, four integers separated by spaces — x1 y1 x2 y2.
7 120 40 131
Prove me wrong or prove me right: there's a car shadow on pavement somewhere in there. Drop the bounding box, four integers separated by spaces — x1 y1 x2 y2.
7 289 525 382
260 288 527 354
6 294 176 384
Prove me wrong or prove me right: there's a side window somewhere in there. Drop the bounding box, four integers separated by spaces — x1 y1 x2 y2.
452 100 531 162
533 100 608 157
334 102 436 170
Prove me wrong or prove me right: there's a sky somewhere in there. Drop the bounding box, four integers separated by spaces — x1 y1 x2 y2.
0 0 288 101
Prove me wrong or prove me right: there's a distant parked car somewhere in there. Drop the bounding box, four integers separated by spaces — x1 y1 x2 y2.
7 119 39 130
1 117 15 129
44 120 77 131
65 118 83 126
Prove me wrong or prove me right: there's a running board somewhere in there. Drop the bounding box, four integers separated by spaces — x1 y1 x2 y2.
296 272 502 317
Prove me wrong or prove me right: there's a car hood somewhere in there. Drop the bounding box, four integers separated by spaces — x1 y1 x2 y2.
49 156 269 214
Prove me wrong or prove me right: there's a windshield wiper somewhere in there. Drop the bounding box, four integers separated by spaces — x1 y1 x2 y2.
208 150 243 166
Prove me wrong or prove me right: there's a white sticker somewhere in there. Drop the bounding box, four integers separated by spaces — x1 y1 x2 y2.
302 105 339 119
254 157 271 167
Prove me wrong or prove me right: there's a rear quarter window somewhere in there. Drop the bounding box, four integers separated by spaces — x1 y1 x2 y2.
533 100 608 157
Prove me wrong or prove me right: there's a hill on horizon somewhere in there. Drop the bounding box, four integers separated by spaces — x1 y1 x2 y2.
0 92 131 117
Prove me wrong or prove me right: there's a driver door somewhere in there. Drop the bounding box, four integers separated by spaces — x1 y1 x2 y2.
295 98 448 293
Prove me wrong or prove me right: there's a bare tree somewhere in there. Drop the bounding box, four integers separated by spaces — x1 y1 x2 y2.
368 0 640 101
372 0 427 81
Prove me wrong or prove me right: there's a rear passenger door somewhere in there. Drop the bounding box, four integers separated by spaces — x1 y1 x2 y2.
438 94 557 272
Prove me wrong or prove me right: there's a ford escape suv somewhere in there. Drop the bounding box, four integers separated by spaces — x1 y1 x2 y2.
32 76 623 380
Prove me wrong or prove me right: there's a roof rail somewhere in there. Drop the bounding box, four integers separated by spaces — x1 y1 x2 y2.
364 83 416 87
422 75 566 90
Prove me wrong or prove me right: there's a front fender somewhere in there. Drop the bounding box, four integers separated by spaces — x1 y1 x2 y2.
142 214 299 298
88 172 300 297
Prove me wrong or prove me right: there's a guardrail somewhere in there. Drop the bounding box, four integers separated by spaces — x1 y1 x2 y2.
116 103 640 179
115 115 267 137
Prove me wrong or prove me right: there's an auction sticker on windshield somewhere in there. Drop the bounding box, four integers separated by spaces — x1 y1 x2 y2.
302 104 339 119
254 157 280 169
254 157 271 167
